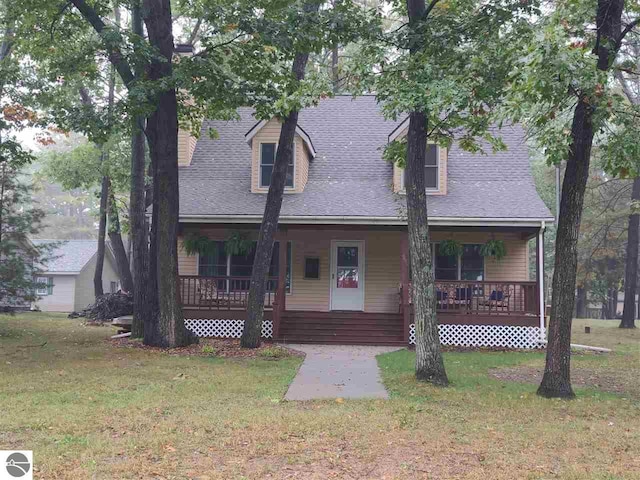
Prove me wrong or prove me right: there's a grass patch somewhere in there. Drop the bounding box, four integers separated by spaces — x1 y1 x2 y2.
1 313 639 479
258 345 291 359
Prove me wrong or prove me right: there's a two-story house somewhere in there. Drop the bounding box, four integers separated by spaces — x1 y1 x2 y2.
176 95 553 348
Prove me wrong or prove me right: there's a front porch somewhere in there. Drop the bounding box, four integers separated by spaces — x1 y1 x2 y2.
177 224 546 348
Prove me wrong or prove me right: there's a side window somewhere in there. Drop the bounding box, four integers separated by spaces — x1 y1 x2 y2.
260 143 276 187
401 144 439 190
425 144 439 189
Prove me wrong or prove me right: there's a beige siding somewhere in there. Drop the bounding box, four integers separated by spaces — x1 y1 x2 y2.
178 237 198 275
250 119 311 194
178 128 197 166
74 253 121 311
177 227 530 313
393 145 448 195
35 275 75 312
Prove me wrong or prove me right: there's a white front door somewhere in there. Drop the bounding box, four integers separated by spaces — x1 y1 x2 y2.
330 241 365 311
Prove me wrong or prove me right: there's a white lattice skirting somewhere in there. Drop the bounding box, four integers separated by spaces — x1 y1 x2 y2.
184 319 273 339
409 323 544 349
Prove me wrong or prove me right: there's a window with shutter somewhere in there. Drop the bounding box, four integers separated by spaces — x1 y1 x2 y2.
36 277 48 296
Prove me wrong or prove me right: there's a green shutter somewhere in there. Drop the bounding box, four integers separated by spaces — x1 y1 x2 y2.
47 277 54 295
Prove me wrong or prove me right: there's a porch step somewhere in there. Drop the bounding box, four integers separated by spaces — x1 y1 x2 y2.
278 311 405 345
279 337 407 346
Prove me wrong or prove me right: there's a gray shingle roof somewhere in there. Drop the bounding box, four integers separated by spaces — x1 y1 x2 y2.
179 95 553 222
32 240 98 273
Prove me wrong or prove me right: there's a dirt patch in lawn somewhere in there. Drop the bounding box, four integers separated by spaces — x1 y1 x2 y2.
489 365 636 398
110 337 303 359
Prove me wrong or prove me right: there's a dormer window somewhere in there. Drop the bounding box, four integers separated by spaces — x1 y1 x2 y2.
259 143 295 188
401 144 439 191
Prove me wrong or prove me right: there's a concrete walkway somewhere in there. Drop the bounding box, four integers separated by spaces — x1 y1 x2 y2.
283 344 402 401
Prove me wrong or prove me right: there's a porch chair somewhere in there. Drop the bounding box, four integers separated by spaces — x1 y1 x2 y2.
479 285 512 312
196 279 248 308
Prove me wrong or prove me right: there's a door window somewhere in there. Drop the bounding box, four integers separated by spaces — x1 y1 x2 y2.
336 246 359 288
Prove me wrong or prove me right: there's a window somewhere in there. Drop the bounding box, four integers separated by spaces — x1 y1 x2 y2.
110 281 118 293
424 144 439 189
260 143 294 188
402 144 439 191
461 244 484 281
198 240 292 293
434 246 458 280
304 257 320 279
198 241 227 277
36 276 51 296
433 243 484 281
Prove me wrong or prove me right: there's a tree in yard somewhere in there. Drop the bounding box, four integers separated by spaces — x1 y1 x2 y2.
42 138 135 295
616 33 640 328
0 159 54 308
402 0 447 385
0 4 53 307
240 1 321 349
349 0 537 384
507 0 639 397
16 0 196 346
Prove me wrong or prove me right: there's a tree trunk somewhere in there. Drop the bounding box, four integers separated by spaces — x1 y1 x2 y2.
142 0 193 347
130 0 151 339
576 286 587 318
404 0 448 386
621 175 640 328
538 0 623 398
240 50 313 348
107 190 134 292
406 111 448 385
331 46 339 93
94 173 109 298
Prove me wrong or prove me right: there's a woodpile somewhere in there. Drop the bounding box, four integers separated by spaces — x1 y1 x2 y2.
70 293 133 321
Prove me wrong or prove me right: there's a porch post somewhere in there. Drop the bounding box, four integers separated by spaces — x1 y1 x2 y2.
273 229 288 339
537 222 546 340
400 230 411 344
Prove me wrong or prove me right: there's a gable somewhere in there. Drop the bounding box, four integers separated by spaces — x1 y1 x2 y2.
247 118 313 194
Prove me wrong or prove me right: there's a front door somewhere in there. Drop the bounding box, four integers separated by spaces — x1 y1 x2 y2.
330 241 365 311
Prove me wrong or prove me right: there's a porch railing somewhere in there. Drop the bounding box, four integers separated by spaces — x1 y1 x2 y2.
179 275 279 310
400 280 539 316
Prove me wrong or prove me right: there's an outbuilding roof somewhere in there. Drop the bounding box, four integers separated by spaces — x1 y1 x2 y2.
32 240 101 273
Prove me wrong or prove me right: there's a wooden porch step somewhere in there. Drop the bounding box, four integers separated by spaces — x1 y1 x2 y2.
280 325 403 335
282 311 401 320
280 319 402 328
278 336 406 346
280 327 402 337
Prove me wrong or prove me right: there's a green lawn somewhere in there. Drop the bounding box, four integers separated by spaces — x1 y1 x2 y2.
1 313 638 479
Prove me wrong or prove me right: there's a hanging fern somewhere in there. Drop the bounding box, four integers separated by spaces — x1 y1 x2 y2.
182 231 253 257
224 231 253 256
439 239 463 257
480 239 507 261
183 234 215 256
